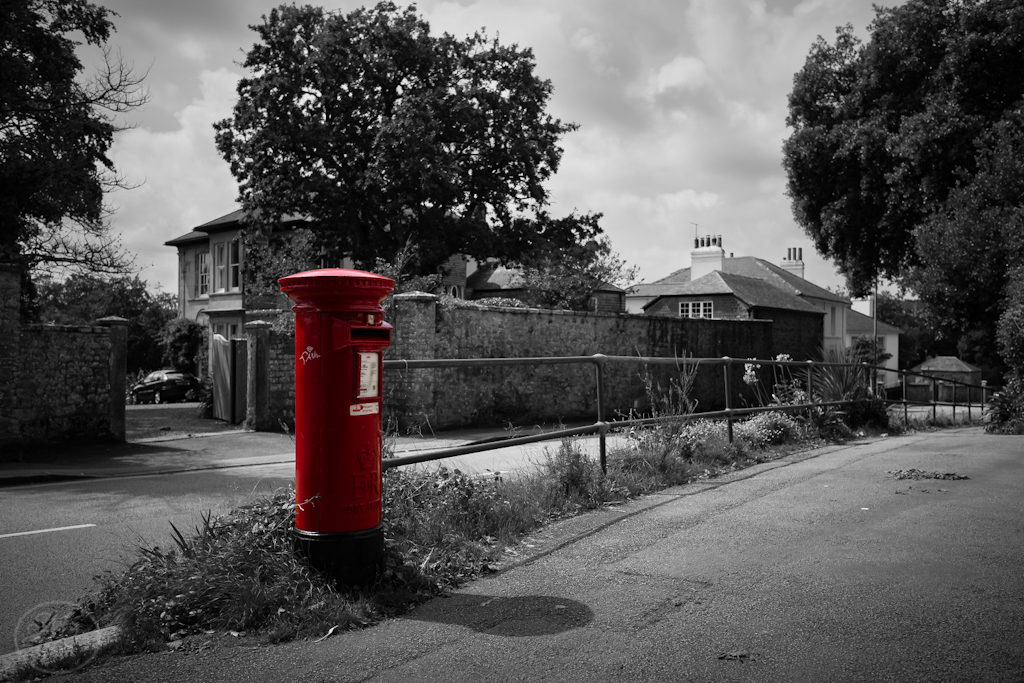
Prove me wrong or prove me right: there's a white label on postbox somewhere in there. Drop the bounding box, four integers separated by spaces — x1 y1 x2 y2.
357 352 379 398
350 403 379 416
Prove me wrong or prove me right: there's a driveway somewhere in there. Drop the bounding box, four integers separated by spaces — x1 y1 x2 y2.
126 402 244 442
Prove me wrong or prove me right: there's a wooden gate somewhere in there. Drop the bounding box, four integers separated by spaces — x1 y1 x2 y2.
212 334 247 424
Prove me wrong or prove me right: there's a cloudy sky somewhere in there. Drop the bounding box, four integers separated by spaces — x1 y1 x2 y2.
83 0 895 295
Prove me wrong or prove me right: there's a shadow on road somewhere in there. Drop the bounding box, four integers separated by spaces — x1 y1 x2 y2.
404 594 594 636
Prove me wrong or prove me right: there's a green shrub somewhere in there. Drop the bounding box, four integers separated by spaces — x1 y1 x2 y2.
997 303 1024 375
736 411 800 449
985 375 1024 434
160 318 206 375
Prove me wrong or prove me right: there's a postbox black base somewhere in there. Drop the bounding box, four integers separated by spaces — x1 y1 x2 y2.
291 525 383 587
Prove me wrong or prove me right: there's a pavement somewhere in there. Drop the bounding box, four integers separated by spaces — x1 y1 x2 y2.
3 425 1023 682
0 422 577 488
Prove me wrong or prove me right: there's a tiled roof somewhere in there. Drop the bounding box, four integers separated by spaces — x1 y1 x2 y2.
165 210 311 247
910 356 982 373
467 264 524 291
163 230 208 247
643 272 822 314
629 256 850 305
193 209 309 232
628 267 690 296
846 309 902 335
721 257 850 304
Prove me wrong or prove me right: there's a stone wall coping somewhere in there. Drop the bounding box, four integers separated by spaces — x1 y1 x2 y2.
95 316 128 327
245 320 273 329
394 291 439 302
25 323 108 333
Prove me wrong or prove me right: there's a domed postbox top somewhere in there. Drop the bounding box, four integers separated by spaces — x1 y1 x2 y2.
278 268 395 312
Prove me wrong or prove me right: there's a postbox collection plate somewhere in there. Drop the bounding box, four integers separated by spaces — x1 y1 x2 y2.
357 351 380 398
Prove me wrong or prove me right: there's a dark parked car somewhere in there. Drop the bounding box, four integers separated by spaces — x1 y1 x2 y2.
130 370 200 404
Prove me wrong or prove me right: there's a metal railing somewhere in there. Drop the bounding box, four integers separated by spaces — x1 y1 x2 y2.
381 355 994 473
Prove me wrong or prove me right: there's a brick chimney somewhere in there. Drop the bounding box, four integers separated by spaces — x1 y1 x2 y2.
780 247 805 279
690 234 725 281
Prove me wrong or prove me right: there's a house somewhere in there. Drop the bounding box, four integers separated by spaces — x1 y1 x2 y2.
165 211 621 342
845 308 902 387
164 209 307 338
627 236 851 353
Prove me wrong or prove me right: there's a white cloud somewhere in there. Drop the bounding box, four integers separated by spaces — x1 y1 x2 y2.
109 68 242 293
96 0 897 297
644 55 710 99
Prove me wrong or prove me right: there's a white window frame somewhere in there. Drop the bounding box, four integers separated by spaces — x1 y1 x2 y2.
229 239 241 291
679 301 713 319
197 252 210 297
214 243 227 293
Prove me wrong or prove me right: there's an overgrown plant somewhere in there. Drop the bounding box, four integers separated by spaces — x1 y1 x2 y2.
985 374 1024 434
640 353 700 417
741 354 809 408
810 346 888 431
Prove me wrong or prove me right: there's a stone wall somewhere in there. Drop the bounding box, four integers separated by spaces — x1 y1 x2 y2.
385 295 778 431
244 320 296 431
763 309 825 361
247 293 820 432
0 266 126 455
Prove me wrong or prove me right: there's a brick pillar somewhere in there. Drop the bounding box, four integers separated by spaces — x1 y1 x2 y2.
245 320 272 431
389 292 437 431
96 316 128 441
0 264 22 453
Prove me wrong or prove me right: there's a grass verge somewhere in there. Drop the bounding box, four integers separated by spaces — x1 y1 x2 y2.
35 406 967 675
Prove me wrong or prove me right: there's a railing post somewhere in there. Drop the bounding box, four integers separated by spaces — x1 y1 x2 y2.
806 359 815 404
593 354 607 474
968 381 973 422
952 381 957 423
723 357 734 444
902 370 908 426
931 377 937 423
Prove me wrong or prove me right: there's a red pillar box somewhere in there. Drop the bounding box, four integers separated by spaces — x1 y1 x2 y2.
278 268 394 585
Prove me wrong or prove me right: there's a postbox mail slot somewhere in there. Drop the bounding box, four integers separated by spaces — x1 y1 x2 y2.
350 328 391 342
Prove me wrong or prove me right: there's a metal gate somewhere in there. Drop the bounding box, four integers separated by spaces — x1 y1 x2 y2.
212 334 247 424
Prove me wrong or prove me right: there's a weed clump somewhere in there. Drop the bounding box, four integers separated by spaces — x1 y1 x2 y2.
81 493 433 651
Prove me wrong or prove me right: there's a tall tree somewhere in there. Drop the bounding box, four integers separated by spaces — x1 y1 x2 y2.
35 274 176 373
215 2 595 283
0 0 147 276
783 0 1024 372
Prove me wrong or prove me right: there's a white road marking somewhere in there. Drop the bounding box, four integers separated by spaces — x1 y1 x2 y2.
0 524 96 539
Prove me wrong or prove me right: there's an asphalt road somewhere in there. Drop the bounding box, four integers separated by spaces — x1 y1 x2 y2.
48 427 1024 683
0 462 293 656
